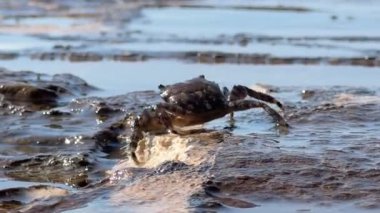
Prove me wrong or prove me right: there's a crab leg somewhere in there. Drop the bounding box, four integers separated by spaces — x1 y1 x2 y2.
229 85 284 110
228 100 289 127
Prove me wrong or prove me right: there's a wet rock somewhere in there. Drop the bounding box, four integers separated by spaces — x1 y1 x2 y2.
51 73 97 95
3 135 67 146
110 167 206 211
153 161 189 175
0 185 68 211
0 52 18 60
5 153 94 187
0 200 22 211
22 49 380 67
0 83 58 105
189 190 223 210
203 136 380 204
209 195 257 208
189 183 258 210
42 109 72 116
0 100 29 115
195 201 223 209
94 102 122 118
330 15 338 20
94 129 119 143
142 1 311 13
301 89 316 99
94 128 124 155
233 34 252 46
53 44 72 50
357 199 380 209
112 53 146 61
68 52 103 62
43 84 69 95
34 52 57 61
0 69 97 111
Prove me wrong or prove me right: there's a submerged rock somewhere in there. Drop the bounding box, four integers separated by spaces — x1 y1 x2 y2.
0 185 69 212
5 153 94 187
153 160 190 175
0 83 58 105
0 68 97 110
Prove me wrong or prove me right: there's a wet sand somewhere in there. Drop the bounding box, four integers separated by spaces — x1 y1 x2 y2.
1 0 380 212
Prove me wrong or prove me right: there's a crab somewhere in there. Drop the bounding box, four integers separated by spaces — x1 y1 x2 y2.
129 75 288 164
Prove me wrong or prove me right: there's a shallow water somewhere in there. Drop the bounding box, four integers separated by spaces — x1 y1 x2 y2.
1 59 380 96
0 0 380 212
129 7 380 37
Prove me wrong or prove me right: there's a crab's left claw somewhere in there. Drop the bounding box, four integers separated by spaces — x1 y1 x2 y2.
259 103 288 128
275 101 284 111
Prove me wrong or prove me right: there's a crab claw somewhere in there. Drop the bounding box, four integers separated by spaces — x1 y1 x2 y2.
276 101 285 111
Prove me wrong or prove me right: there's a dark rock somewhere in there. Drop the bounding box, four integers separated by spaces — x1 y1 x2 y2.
0 84 58 105
153 161 190 175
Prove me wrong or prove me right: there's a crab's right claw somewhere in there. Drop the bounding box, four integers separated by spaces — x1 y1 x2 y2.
276 101 284 111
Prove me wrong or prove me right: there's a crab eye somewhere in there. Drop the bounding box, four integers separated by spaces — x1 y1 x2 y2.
158 84 166 90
